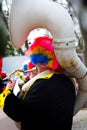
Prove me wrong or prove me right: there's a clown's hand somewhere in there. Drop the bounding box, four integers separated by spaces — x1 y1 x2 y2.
6 81 16 90
0 88 11 109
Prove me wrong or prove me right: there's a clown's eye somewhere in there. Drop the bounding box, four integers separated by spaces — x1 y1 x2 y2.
28 42 31 45
28 39 34 46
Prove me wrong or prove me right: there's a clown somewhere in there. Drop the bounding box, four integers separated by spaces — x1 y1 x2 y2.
8 0 87 115
0 34 76 130
0 0 87 122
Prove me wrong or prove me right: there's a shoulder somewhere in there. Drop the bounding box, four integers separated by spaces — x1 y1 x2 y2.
53 73 75 86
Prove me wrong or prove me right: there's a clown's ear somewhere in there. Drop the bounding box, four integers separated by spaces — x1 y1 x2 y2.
9 0 75 48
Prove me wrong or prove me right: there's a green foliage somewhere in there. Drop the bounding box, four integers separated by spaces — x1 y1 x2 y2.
0 25 8 56
0 21 18 57
5 41 19 56
0 1 19 57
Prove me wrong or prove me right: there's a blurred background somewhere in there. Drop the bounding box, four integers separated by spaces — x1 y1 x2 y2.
0 0 87 72
0 1 87 130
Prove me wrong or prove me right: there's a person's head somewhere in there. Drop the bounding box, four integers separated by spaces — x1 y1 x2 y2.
26 35 63 74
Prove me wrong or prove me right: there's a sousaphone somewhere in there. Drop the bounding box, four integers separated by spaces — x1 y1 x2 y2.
9 0 87 115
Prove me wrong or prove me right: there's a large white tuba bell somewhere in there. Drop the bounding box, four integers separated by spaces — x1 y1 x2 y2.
9 0 75 48
9 0 87 115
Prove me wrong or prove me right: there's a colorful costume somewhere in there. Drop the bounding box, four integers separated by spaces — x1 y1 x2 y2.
0 35 76 130
1 72 76 130
8 0 87 114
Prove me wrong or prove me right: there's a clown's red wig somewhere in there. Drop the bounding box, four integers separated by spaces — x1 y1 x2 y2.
26 36 63 72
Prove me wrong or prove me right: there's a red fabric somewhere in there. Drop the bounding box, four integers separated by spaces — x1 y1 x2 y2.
0 56 2 74
28 62 35 69
0 72 6 78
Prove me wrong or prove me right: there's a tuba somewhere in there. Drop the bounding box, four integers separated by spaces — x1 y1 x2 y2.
9 0 87 115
